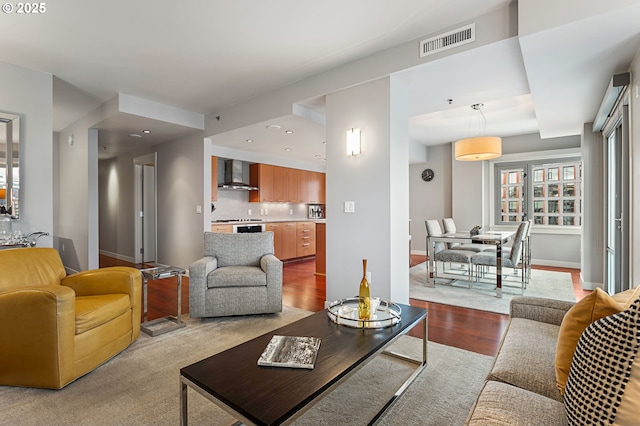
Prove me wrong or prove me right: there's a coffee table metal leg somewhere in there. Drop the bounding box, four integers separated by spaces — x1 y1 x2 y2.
496 242 502 298
176 274 183 326
373 315 428 425
143 277 149 324
180 377 188 426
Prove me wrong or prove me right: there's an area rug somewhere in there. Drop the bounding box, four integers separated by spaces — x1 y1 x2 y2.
410 262 576 315
0 306 492 426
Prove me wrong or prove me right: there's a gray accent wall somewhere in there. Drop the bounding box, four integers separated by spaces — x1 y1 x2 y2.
409 144 452 253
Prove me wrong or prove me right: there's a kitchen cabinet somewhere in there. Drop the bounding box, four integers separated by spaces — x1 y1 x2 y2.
287 168 299 203
265 223 282 258
297 169 310 203
315 222 326 275
317 172 326 204
266 222 299 260
250 163 325 204
249 163 274 202
211 156 218 201
272 166 288 202
307 171 325 204
281 222 298 260
210 224 233 233
296 221 316 257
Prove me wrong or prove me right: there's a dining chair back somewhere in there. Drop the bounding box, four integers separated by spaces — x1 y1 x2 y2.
425 219 446 254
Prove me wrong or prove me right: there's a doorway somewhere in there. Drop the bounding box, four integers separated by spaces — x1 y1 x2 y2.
604 105 629 294
134 153 157 264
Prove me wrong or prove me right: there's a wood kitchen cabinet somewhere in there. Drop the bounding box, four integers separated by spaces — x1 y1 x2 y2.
272 166 288 202
265 223 282 258
281 222 298 260
249 163 274 202
315 222 326 275
297 169 310 203
308 171 325 204
249 163 325 204
265 222 308 260
210 224 233 233
287 168 299 203
296 221 316 257
211 156 218 201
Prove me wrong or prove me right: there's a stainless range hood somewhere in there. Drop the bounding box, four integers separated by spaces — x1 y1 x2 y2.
218 159 258 190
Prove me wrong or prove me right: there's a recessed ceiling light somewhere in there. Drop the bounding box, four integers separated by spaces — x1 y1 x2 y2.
284 147 291 151
246 139 254 143
266 124 281 131
285 130 293 134
142 130 151 134
129 133 142 138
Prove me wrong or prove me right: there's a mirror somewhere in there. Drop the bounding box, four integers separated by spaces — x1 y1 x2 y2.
0 112 20 219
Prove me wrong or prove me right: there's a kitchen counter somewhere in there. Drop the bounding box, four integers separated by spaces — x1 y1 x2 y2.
211 219 325 225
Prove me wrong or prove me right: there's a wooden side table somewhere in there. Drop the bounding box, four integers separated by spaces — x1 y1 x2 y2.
141 265 186 336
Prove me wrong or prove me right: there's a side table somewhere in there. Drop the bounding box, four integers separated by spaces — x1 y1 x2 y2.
141 265 186 336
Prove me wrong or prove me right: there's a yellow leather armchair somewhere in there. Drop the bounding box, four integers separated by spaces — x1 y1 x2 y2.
0 247 142 389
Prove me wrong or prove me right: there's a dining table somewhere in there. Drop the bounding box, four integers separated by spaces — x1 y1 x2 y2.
426 231 515 298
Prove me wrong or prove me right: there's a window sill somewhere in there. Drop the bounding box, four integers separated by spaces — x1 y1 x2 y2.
489 224 582 236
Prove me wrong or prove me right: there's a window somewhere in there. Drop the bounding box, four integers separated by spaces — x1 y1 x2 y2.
495 159 582 227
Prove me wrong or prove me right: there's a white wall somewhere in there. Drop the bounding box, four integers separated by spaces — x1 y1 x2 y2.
57 98 117 271
155 131 206 270
98 154 136 261
0 62 54 245
581 124 605 289
325 76 410 305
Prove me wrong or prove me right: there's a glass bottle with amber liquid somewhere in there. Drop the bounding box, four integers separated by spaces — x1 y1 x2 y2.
358 259 370 320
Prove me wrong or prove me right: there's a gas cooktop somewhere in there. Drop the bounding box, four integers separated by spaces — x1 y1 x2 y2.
213 219 262 223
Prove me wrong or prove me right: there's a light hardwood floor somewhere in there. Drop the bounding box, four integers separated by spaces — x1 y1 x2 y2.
100 254 588 357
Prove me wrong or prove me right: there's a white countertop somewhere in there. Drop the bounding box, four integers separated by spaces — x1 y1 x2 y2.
212 219 325 225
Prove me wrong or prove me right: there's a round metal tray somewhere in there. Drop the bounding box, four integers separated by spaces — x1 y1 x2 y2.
327 297 401 329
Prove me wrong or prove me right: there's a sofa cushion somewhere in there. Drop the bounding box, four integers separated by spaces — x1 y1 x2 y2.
75 294 131 335
488 318 562 401
207 266 267 288
466 380 567 425
612 285 640 309
564 298 640 425
555 288 622 395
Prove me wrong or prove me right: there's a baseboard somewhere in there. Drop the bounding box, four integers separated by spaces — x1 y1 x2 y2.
411 250 427 256
531 258 580 269
99 249 135 264
580 272 604 291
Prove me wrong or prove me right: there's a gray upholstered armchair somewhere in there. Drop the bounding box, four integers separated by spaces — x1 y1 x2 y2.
188 232 283 318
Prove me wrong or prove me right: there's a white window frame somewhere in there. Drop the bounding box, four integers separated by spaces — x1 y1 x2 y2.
488 148 582 236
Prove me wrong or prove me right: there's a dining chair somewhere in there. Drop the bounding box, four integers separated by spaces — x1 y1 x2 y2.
441 218 488 253
471 221 529 293
425 219 474 287
482 219 532 287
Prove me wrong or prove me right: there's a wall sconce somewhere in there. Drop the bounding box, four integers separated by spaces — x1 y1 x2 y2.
346 128 361 156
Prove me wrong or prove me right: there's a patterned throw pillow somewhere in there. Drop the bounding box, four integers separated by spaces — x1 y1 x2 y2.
555 288 623 395
564 298 640 425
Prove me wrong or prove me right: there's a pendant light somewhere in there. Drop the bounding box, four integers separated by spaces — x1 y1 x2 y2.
454 103 502 161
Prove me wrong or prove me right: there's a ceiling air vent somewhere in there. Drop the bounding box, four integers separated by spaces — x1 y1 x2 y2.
420 23 475 58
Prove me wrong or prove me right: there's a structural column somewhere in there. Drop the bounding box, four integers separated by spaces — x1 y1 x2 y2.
324 76 410 305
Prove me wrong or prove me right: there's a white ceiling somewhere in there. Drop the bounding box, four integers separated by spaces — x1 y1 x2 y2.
1 0 639 163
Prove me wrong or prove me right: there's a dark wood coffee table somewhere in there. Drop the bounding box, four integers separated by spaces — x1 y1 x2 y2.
179 303 427 425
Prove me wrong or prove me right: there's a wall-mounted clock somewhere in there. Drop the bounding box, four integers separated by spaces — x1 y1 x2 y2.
421 168 435 182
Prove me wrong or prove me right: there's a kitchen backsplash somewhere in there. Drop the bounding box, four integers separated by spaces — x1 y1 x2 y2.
212 190 310 221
